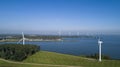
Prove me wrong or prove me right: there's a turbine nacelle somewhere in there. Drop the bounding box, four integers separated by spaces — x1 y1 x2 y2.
98 40 103 44
98 38 103 44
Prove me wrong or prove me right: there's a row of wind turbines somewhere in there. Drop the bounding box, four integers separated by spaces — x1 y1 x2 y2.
17 32 103 62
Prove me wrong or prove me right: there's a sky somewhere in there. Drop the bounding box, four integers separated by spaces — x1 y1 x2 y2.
0 0 120 34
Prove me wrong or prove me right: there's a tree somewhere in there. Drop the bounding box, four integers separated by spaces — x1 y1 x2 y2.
0 44 40 61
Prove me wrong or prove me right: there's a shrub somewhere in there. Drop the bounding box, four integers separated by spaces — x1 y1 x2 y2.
0 44 40 61
86 53 111 60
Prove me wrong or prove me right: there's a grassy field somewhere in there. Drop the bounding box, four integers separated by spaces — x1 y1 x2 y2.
0 51 120 67
24 51 120 67
0 59 59 67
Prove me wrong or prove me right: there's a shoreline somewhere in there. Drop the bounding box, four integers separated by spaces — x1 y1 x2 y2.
0 39 63 42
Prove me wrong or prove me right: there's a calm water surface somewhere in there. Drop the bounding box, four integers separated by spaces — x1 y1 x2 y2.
1 35 120 59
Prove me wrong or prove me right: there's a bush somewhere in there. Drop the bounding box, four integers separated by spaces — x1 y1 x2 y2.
86 53 111 60
0 44 40 61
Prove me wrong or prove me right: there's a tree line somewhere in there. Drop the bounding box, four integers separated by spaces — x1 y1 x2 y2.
0 44 40 61
86 53 111 60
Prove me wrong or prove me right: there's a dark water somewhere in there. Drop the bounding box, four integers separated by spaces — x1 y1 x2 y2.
1 35 120 59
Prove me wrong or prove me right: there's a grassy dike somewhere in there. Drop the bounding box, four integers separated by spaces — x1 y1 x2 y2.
0 61 56 67
0 51 120 67
24 51 120 67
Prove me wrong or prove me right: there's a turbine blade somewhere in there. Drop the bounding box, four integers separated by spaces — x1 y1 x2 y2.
17 39 23 44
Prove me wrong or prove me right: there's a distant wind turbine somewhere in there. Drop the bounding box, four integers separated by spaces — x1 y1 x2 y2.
17 32 27 45
68 32 71 36
77 32 80 36
98 38 103 62
58 30 61 36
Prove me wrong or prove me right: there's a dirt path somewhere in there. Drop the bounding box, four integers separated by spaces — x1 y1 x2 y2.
0 59 81 67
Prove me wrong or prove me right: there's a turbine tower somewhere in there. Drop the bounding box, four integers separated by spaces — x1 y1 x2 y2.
98 38 103 62
22 32 25 45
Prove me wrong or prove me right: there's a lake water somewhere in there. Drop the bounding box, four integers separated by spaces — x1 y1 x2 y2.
1 35 120 59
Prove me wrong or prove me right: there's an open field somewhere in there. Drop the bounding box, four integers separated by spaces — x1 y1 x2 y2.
0 59 67 67
24 51 120 67
0 51 120 67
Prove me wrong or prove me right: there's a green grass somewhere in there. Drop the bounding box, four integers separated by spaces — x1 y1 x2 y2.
23 51 120 67
0 59 58 67
0 63 55 67
0 51 120 67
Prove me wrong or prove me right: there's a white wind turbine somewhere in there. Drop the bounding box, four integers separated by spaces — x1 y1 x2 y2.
58 30 61 36
17 32 26 45
98 38 103 62
77 32 80 36
68 32 71 36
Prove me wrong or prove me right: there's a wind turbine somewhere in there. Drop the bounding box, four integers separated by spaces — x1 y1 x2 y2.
17 32 26 45
58 30 61 36
68 32 71 36
98 38 103 62
77 32 80 36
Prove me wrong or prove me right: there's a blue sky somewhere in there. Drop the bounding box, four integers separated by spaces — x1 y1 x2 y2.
0 0 120 34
